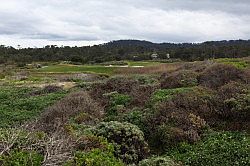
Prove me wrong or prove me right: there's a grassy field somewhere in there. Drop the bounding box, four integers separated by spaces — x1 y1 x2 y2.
127 61 160 66
37 64 117 74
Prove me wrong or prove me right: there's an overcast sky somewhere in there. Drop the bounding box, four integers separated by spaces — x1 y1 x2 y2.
0 0 250 47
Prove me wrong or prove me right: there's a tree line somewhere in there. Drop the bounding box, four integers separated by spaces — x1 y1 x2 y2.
0 39 250 64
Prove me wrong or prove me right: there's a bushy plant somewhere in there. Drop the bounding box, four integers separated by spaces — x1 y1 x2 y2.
29 85 63 96
160 70 198 89
121 109 145 129
134 75 158 85
64 149 124 166
93 121 149 164
139 156 180 166
0 86 67 127
151 87 192 103
0 150 44 166
143 87 213 153
198 64 244 89
106 91 132 106
103 92 132 120
170 132 250 166
130 85 158 107
39 91 103 132
105 76 140 94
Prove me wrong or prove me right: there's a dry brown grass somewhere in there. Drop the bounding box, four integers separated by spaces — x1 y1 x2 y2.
114 63 181 75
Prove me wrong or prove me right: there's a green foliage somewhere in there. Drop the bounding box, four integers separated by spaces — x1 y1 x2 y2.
169 132 250 166
107 91 132 106
103 92 132 120
64 135 124 166
139 156 180 166
134 75 158 85
216 58 249 69
64 149 124 166
0 73 5 79
0 150 43 166
122 109 145 129
151 87 192 103
94 121 149 164
0 86 67 127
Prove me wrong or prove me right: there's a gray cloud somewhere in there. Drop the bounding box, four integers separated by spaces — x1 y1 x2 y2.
0 0 250 47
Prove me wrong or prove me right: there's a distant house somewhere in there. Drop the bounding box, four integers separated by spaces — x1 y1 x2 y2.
166 53 170 59
151 53 158 59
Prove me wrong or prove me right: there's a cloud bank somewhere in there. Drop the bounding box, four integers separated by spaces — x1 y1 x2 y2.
0 0 250 47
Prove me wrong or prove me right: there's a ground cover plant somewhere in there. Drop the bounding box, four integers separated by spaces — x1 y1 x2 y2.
0 86 68 128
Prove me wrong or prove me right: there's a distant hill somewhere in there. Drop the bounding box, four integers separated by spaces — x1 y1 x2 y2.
1 39 250 64
103 39 250 47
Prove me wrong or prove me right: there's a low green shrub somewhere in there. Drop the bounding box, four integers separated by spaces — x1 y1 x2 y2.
169 131 250 166
64 149 124 166
121 109 145 129
134 75 158 85
93 121 149 164
0 150 43 166
106 91 132 106
0 86 67 127
151 87 192 103
103 92 132 121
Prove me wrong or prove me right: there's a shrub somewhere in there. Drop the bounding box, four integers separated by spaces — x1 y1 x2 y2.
74 135 112 152
64 149 124 166
0 73 5 79
143 87 213 153
134 75 158 85
105 76 140 94
0 86 67 127
105 91 132 107
151 87 192 103
160 70 198 89
102 92 131 120
139 156 180 166
29 85 63 96
121 109 145 129
215 82 250 131
0 150 44 166
218 82 248 100
0 128 46 155
170 132 250 166
38 91 104 133
169 87 217 121
94 121 149 164
198 64 244 89
130 84 158 107
222 93 250 126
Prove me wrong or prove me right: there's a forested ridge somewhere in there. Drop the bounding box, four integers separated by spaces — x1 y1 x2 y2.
1 39 250 64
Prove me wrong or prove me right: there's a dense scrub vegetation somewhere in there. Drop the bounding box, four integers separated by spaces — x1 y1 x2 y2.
0 59 249 165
